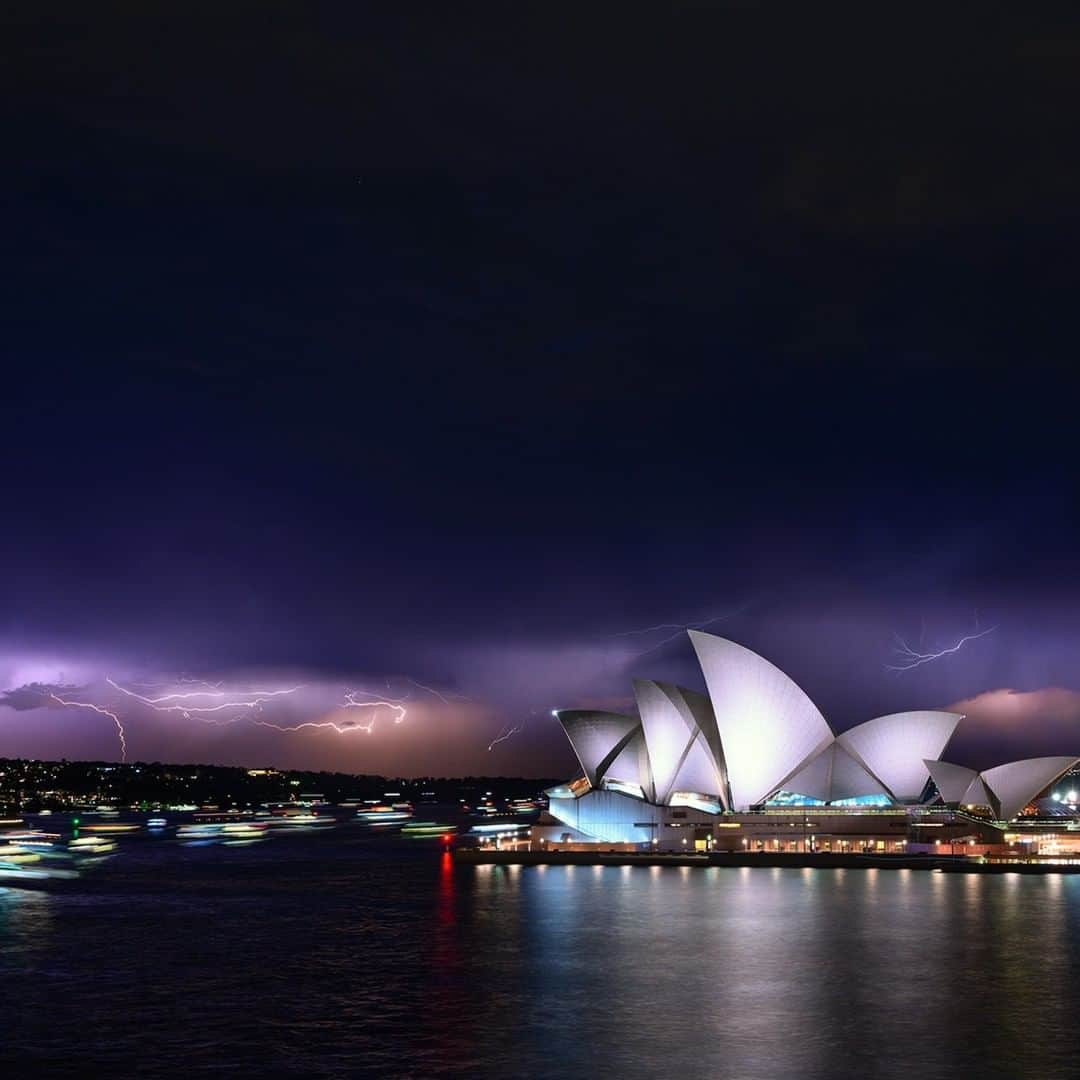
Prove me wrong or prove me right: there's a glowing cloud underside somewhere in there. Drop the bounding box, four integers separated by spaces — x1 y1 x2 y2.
837 710 962 802
689 631 833 809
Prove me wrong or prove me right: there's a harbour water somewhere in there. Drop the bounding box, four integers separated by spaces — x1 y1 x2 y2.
2 824 1079 1078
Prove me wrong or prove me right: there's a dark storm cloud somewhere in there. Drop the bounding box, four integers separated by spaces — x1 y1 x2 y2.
0 684 81 712
4 4 1080 770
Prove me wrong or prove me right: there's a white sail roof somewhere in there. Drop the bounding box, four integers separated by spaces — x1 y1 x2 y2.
601 728 653 797
689 631 833 809
555 710 640 788
962 776 994 807
781 744 833 801
633 679 726 808
829 745 891 801
929 756 1080 819
838 711 962 802
981 756 1080 822
552 636 1080 821
783 743 890 803
925 759 979 804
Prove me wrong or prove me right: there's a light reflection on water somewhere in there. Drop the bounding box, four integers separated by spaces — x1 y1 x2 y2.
477 862 1078 1080
2 843 1079 1079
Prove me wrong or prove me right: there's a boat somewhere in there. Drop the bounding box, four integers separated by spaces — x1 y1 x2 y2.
356 804 413 826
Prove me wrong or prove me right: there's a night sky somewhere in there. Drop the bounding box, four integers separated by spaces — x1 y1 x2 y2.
5 4 1080 777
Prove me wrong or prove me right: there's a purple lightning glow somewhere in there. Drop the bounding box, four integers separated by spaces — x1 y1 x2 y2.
49 691 127 762
886 619 998 673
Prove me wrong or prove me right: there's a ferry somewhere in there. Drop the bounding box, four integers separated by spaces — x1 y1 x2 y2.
356 803 413 826
0 860 55 881
266 803 311 818
4 830 62 851
193 808 261 824
400 821 457 839
69 835 117 855
274 812 327 825
298 793 335 810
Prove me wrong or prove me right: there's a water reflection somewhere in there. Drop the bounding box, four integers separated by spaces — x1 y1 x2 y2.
470 866 1080 1079
1 848 1078 1079
0 887 53 960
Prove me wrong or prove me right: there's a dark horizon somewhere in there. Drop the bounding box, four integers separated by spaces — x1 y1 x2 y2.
6 5 1080 775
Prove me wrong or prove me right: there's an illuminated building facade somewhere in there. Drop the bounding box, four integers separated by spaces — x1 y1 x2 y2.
533 632 1080 850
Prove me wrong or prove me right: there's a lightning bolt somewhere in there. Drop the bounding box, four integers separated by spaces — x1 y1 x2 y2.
886 619 998 673
405 677 470 704
488 722 525 751
107 678 409 736
31 675 422 757
129 676 224 691
49 692 127 762
614 621 697 637
616 598 760 659
342 688 408 722
487 707 545 751
254 715 384 736
104 677 304 723
253 689 408 736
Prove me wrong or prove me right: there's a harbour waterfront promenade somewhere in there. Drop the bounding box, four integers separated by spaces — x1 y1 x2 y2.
456 848 1080 874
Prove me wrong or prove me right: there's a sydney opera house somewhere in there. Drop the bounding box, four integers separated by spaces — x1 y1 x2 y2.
531 632 1080 854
